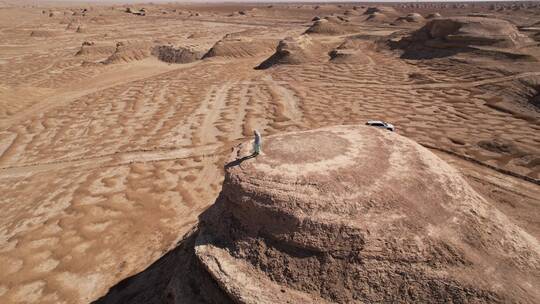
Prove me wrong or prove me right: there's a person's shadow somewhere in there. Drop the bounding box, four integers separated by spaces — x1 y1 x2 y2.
224 153 257 169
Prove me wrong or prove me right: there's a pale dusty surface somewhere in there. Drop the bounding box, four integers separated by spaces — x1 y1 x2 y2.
0 2 539 303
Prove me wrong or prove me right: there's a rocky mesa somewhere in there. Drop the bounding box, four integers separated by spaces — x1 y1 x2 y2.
99 125 540 304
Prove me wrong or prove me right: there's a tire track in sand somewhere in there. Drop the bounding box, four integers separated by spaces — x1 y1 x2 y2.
263 74 302 123
0 144 222 179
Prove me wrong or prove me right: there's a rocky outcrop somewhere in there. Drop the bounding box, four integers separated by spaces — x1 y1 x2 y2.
193 125 540 303
391 16 536 59
94 125 540 303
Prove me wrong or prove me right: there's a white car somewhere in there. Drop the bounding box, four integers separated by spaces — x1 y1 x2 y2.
366 120 395 131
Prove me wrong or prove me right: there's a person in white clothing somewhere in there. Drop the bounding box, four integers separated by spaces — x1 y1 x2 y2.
253 130 262 156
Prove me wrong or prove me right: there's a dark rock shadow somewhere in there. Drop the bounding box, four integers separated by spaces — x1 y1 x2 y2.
386 39 465 59
224 153 257 168
91 197 232 304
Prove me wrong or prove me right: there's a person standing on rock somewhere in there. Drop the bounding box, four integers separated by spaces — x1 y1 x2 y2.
253 130 262 156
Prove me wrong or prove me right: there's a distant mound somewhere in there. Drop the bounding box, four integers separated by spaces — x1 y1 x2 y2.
48 11 62 18
343 9 361 16
30 30 56 38
329 39 374 64
363 6 399 16
101 41 153 64
191 125 540 303
203 34 276 59
363 6 399 24
305 18 358 35
255 35 316 69
66 21 80 30
426 12 442 19
413 17 533 48
365 12 389 23
393 13 425 24
392 17 536 59
75 41 116 58
187 32 207 39
152 45 204 64
89 16 108 24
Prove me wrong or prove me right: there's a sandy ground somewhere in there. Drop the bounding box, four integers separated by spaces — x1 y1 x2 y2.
0 2 539 303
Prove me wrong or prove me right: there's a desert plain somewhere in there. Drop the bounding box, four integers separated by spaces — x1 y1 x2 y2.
0 1 539 303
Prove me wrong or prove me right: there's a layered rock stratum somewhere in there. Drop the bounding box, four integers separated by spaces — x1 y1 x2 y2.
190 125 540 303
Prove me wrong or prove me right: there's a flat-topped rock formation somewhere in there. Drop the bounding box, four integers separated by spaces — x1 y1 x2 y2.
392 16 537 59
193 125 540 303
413 17 533 49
